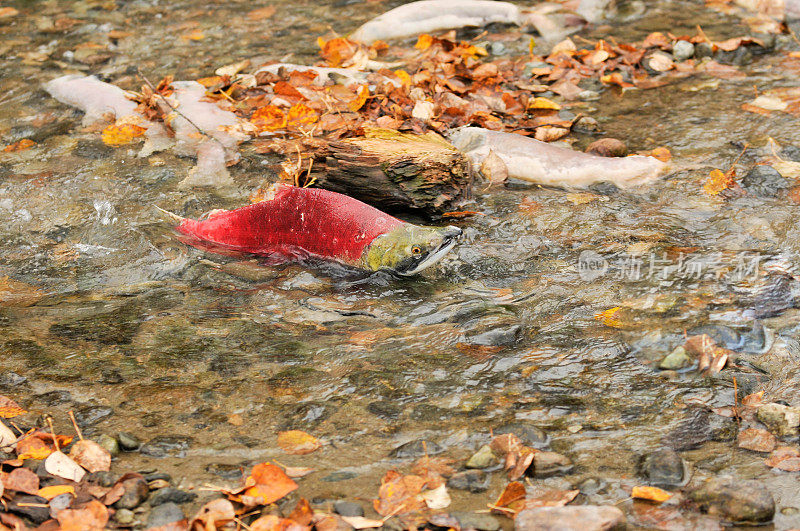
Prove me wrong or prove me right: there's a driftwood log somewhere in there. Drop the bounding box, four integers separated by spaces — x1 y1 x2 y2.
303 129 474 219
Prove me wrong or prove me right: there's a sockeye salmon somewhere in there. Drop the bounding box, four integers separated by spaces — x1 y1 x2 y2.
161 184 463 275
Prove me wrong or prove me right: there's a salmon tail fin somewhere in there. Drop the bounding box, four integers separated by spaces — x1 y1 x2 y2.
153 205 185 225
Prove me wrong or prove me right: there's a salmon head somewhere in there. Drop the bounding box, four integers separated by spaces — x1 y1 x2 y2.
362 224 463 275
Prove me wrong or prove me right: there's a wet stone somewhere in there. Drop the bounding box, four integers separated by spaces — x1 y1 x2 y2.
780 144 800 162
466 444 497 469
451 511 501 531
741 165 790 197
756 402 800 437
113 477 149 509
149 487 197 506
694 41 713 58
74 405 113 428
659 346 690 370
577 477 608 495
322 471 358 482
101 368 124 384
145 472 172 483
115 508 135 525
88 470 118 487
586 138 628 157
37 390 72 407
495 423 550 449
146 502 185 528
140 436 192 458
96 434 120 456
531 451 573 478
73 139 114 159
333 500 364 517
0 372 26 387
367 400 402 420
447 470 490 493
672 40 694 61
688 479 775 523
118 432 141 451
389 439 443 458
664 408 736 450
205 463 245 480
467 325 521 347
7 494 50 524
640 448 686 487
515 505 625 531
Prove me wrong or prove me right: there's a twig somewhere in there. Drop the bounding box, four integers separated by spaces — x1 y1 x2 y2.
232 516 253 530
67 410 83 441
45 416 59 452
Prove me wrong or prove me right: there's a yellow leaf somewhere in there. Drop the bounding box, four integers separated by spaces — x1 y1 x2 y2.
101 122 146 147
631 485 673 503
394 70 411 86
349 85 370 112
3 139 36 152
180 29 205 41
286 103 318 128
251 105 287 132
594 307 623 328
277 430 321 455
527 97 561 111
415 34 435 50
18 447 54 460
0 395 26 418
38 485 75 500
703 168 734 195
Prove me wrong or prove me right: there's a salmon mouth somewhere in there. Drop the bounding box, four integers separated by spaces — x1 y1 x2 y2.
395 226 462 276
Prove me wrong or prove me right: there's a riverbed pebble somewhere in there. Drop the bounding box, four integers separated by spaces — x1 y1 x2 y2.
146 502 185 528
139 436 192 458
515 505 625 531
96 434 120 456
452 511 500 531
447 470 490 493
659 346 691 370
495 423 550 449
333 500 364 517
640 448 686 487
118 432 141 451
389 439 442 458
756 402 800 437
742 165 790 197
687 478 775 523
113 476 149 509
466 444 497 469
586 138 628 157
532 451 573 477
149 487 197 506
672 40 695 61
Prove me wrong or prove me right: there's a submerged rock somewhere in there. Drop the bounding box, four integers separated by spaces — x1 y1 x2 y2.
96 434 120 456
640 448 686 487
741 165 790 197
672 40 695 61
148 487 196 506
447 470 490 493
659 346 691 370
146 502 185 528
756 402 800 438
515 505 625 531
389 439 443 458
532 451 573 477
687 479 775 523
334 501 364 517
113 477 149 509
495 423 550 449
139 436 192 458
585 138 627 157
451 511 500 531
466 444 497 469
118 432 141 451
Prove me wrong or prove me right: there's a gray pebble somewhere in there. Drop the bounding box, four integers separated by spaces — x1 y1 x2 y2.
149 487 197 507
146 502 185 528
672 40 694 61
117 432 140 451
96 434 120 456
389 439 442 458
113 477 149 510
334 500 364 517
447 470 490 493
114 508 135 525
742 165 790 197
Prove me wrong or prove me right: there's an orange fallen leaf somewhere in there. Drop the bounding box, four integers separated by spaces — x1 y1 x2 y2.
318 37 356 67
595 307 623 328
374 470 428 516
527 97 561 111
349 85 370 112
703 168 734 195
442 211 481 219
277 430 321 455
0 7 19 18
645 147 672 162
243 463 299 504
632 485 672 503
101 122 146 146
765 447 800 471
37 484 75 500
252 105 287 132
415 34 435 50
2 139 35 152
286 103 319 128
191 498 235 530
56 499 108 531
491 481 526 515
4 467 39 495
0 396 26 418
737 428 776 453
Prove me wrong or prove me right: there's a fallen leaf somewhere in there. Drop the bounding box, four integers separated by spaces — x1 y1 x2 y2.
4 467 39 495
492 481 526 515
0 421 15 449
374 470 428 516
0 276 44 308
69 439 111 473
37 485 75 500
277 430 322 455
284 466 315 478
595 307 623 328
56 499 108 531
101 122 146 146
738 428 776 453
415 34 435 50
703 168 735 195
45 451 86 483
190 498 235 529
349 85 370 112
252 105 287 132
2 139 35 152
632 485 673 503
644 147 672 162
480 150 508 184
527 97 561 111
243 462 299 504
180 29 205 41
0 396 26 418
523 488 579 508
534 125 569 142
421 484 451 510
340 516 384 529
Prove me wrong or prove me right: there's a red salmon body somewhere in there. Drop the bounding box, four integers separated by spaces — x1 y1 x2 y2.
175 184 405 262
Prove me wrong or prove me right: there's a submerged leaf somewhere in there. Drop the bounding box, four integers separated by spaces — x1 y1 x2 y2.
631 485 673 503
278 430 321 455
243 462 299 504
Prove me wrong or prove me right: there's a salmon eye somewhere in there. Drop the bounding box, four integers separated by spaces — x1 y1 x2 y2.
411 246 422 255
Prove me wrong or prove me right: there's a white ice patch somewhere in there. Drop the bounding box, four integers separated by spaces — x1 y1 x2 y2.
446 127 667 189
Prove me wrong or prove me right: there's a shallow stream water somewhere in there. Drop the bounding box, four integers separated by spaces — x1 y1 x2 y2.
2 0 800 529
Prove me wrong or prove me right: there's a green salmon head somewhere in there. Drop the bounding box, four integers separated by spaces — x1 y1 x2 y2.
363 224 462 275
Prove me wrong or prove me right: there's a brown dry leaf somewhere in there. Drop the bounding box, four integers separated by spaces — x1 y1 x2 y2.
480 150 508 184
0 276 44 308
631 485 673 503
765 447 800 471
250 514 307 531
703 168 735 195
373 470 428 516
4 467 39 495
0 421 15 449
523 488 579 508
37 484 75 500
421 484 450 510
490 433 522 456
0 396 26 418
44 451 85 482
491 481 526 515
318 37 357 66
56 499 108 531
101 122 146 146
277 430 322 455
69 439 111 473
2 139 35 152
534 125 569 142
507 447 536 481
288 498 315 526
742 392 764 407
248 6 277 20
243 462 299 504
647 52 675 72
190 498 236 529
643 32 671 48
410 456 456 478
737 428 776 453
415 34 436 50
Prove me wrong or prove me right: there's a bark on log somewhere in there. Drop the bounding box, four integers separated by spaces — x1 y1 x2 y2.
306 129 473 219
